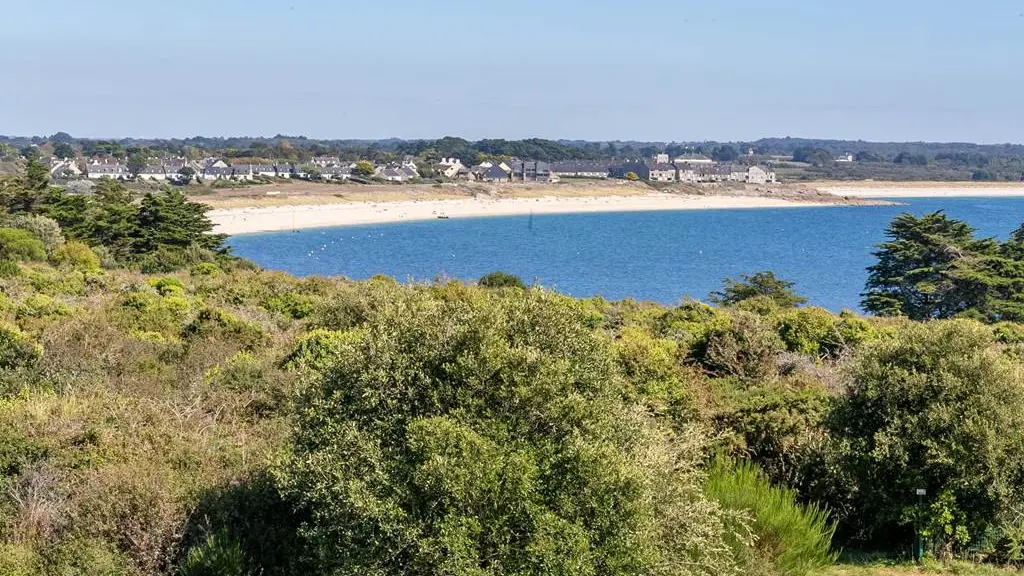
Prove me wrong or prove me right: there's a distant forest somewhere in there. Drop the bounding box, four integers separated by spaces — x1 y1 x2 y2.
3 133 1023 181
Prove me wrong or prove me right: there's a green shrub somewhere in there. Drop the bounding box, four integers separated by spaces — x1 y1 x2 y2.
262 291 317 320
715 382 830 489
829 319 1024 553
0 214 65 253
706 458 838 576
148 276 186 296
478 270 525 289
16 293 73 320
658 299 732 353
191 262 221 277
51 240 102 271
0 322 42 370
179 529 245 576
114 290 191 335
275 288 739 576
703 312 785 380
183 308 265 350
778 307 841 357
0 228 46 262
282 328 364 372
0 259 19 277
91 245 119 269
735 294 782 317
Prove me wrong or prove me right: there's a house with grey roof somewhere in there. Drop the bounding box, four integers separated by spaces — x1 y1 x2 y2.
231 165 254 181
274 165 294 178
253 165 277 178
86 163 128 180
139 165 169 181
611 160 676 182
202 166 234 180
322 166 352 181
550 161 610 179
477 164 511 183
511 161 558 182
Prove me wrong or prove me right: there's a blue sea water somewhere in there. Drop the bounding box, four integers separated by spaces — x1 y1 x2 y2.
228 197 1024 312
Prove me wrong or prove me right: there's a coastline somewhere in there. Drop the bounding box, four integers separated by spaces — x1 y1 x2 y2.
819 182 1024 198
209 193 845 235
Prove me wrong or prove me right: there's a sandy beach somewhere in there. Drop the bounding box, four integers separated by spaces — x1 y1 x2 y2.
209 193 834 235
819 182 1024 198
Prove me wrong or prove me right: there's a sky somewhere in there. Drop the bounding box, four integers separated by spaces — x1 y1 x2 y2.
1 0 1022 143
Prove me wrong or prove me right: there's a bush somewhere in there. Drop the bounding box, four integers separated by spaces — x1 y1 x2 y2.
275 289 739 576
182 308 265 350
658 299 732 354
715 383 830 489
51 240 101 271
829 320 1024 553
148 276 186 296
191 262 221 277
0 214 65 253
179 529 245 576
16 293 73 320
778 307 843 357
0 259 19 277
0 228 46 262
478 271 525 289
0 322 42 370
706 458 838 576
703 312 785 380
281 328 363 372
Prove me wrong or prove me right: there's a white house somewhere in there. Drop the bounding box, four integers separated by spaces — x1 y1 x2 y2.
436 157 466 178
139 165 168 181
231 165 254 181
87 163 128 180
746 166 777 184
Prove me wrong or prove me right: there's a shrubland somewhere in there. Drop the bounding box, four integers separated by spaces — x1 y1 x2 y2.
1 165 1023 574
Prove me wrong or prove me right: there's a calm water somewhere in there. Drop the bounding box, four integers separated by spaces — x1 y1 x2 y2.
228 197 1024 312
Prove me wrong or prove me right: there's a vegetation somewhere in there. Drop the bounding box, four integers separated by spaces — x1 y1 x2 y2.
4 161 1024 573
477 270 526 288
862 212 1024 321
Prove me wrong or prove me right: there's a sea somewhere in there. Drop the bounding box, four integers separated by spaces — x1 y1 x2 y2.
228 197 1024 312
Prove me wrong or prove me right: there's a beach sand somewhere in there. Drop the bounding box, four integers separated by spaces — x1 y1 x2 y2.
819 182 1024 198
210 193 834 235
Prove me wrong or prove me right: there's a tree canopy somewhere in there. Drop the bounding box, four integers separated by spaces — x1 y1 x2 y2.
710 271 807 308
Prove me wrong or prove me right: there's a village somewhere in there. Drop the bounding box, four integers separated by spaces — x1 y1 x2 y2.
41 152 778 186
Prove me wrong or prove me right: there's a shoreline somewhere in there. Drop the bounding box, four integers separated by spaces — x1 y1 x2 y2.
819 182 1024 198
209 193 851 235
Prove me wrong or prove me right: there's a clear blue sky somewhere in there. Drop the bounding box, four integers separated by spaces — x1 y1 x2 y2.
2 0 1022 143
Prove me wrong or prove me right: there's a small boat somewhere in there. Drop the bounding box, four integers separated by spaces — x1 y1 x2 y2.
437 215 450 219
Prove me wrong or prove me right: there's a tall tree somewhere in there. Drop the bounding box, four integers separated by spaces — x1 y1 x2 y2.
862 212 998 319
134 189 226 254
126 152 148 178
53 142 75 160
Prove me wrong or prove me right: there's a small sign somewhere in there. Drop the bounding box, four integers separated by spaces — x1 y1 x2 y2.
915 488 927 496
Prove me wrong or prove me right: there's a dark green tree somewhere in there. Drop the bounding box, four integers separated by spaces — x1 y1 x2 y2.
134 189 226 254
19 146 40 161
478 271 525 289
861 212 998 319
126 152 148 178
709 271 807 308
711 145 739 162
53 142 75 159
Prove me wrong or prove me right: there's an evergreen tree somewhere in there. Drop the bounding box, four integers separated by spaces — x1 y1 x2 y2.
862 212 1000 320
